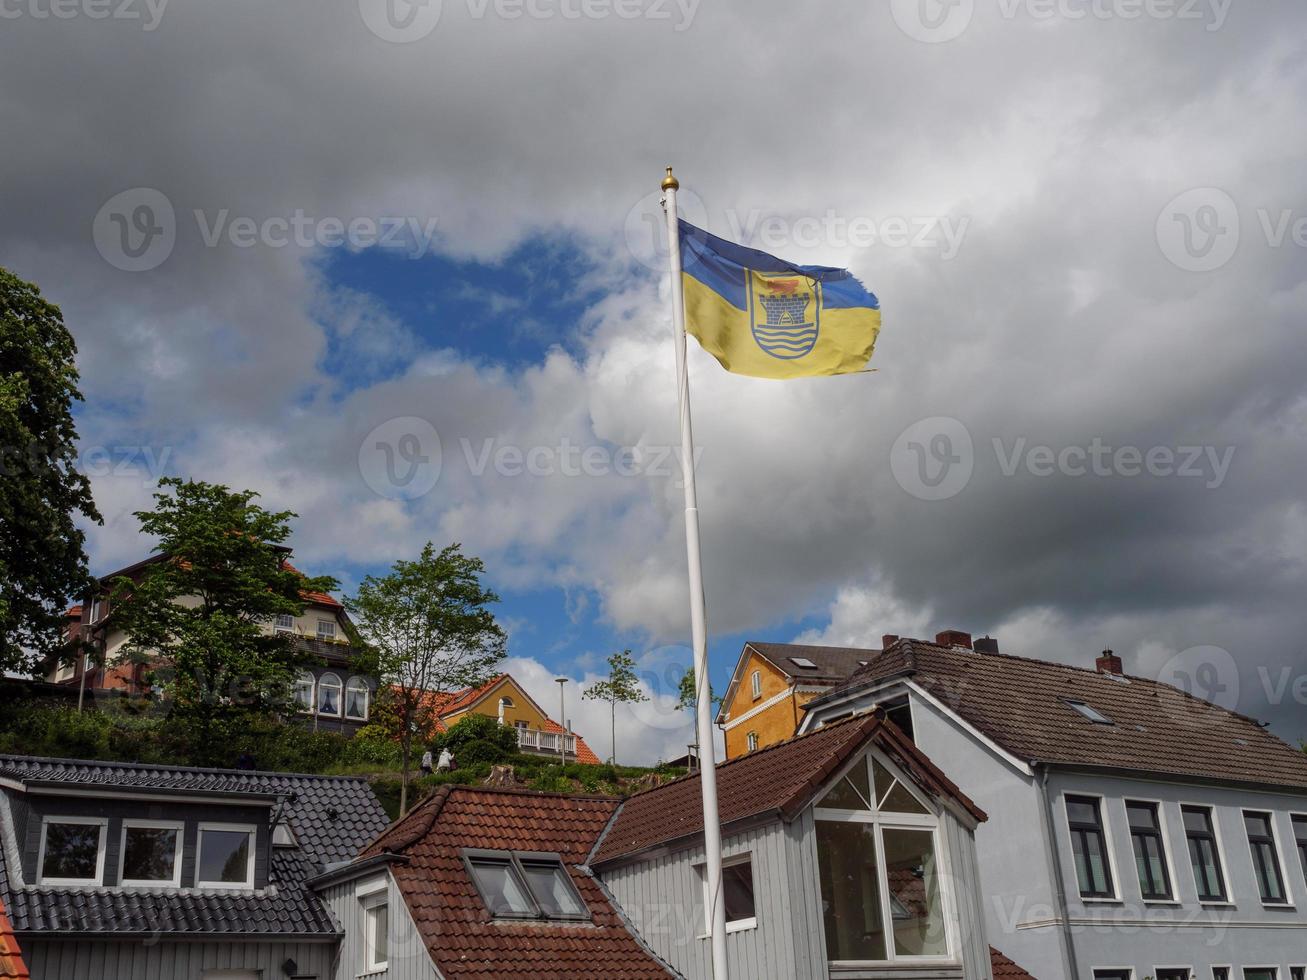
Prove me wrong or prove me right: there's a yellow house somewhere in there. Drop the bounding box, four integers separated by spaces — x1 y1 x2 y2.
435 673 601 764
716 642 873 759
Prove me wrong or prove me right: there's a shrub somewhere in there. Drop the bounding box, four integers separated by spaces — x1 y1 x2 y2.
342 725 402 768
454 738 508 767
434 714 519 756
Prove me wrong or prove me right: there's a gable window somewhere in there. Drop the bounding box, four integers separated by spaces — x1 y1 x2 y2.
120 820 183 887
1244 811 1288 905
38 817 107 886
464 850 588 921
698 855 757 934
1126 801 1173 900
1066 795 1115 899
345 677 370 721
364 898 389 972
1293 815 1307 884
317 672 343 716
197 824 255 889
746 732 759 753
814 753 951 964
274 613 295 632
294 671 315 713
750 670 762 700
1182 805 1227 902
317 619 336 640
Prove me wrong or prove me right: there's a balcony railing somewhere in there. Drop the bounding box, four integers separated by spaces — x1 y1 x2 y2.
515 728 578 756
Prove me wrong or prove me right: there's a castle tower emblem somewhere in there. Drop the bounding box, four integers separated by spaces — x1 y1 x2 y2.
750 273 820 359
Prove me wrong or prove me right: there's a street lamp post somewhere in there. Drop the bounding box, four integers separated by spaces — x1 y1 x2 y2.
555 677 569 765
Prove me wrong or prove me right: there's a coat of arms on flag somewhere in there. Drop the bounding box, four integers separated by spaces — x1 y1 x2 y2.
749 272 821 359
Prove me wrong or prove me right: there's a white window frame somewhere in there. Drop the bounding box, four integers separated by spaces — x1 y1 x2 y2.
1291 810 1307 887
119 818 185 888
750 670 762 700
1177 801 1234 906
274 613 295 633
1242 809 1295 908
746 732 759 753
697 852 758 936
1061 791 1122 903
812 750 958 966
37 815 108 887
344 676 371 721
294 670 316 715
196 822 256 890
317 619 337 640
1289 967 1306 980
1124 797 1179 904
361 891 389 974
1211 967 1232 980
317 671 343 717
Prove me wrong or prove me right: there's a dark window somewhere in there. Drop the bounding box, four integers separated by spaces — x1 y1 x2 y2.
1244 812 1287 904
40 820 103 883
1213 970 1230 980
121 824 180 884
1157 970 1192 980
1182 806 1227 902
1126 802 1172 900
1093 971 1132 980
1243 971 1278 980
1064 699 1113 725
883 697 914 741
1066 796 1114 898
1293 815 1307 884
1290 969 1304 980
465 851 589 921
197 826 253 886
722 859 757 925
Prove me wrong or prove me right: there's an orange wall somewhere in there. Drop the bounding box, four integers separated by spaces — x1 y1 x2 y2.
443 678 552 731
721 650 797 760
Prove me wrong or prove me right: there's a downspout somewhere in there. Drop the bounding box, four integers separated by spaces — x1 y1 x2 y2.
1035 762 1079 980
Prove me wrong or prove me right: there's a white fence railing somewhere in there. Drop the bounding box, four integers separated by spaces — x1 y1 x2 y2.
515 728 578 755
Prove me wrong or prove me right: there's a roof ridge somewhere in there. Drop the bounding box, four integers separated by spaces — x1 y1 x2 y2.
0 753 372 783
445 784 620 802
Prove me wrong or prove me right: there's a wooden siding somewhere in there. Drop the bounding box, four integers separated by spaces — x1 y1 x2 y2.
23 939 334 980
318 870 437 980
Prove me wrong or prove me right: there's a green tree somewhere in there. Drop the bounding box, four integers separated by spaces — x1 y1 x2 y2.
109 478 335 765
583 649 648 765
0 267 101 673
345 542 506 816
677 665 720 756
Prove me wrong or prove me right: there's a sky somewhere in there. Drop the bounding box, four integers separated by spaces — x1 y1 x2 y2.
2 0 1305 763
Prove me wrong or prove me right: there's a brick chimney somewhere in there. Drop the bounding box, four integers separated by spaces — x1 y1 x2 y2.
973 636 1000 654
935 629 973 650
1096 649 1123 675
881 634 900 649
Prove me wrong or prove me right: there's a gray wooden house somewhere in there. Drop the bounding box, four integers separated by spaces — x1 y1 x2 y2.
0 755 389 979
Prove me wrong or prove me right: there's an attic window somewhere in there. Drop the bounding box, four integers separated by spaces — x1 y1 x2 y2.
463 850 589 921
1063 699 1114 726
789 657 819 670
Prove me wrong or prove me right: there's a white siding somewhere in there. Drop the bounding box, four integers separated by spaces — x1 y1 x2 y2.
317 869 437 980
23 939 335 980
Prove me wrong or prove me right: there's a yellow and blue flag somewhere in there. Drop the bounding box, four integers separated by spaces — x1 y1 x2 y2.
679 220 881 379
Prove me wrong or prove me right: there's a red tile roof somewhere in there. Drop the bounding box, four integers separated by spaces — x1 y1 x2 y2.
0 901 29 980
815 639 1307 791
359 786 674 979
591 711 984 867
540 719 602 765
991 946 1037 978
440 673 512 715
280 561 343 608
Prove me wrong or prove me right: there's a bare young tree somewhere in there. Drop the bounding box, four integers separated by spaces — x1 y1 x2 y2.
346 542 505 816
583 649 648 766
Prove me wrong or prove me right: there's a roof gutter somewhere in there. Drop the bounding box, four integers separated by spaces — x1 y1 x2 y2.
307 852 411 891
1035 762 1079 980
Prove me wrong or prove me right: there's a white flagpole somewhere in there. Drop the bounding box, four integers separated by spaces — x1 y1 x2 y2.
661 166 729 980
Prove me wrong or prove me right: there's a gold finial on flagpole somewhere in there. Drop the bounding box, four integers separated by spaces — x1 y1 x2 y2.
661 166 679 191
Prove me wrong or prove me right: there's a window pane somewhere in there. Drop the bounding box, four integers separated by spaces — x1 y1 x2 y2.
470 859 534 916
41 822 101 880
1157 971 1191 980
1244 971 1277 980
821 761 872 810
294 672 314 711
1067 799 1099 825
722 861 756 923
122 826 178 882
1245 812 1272 838
873 759 928 814
318 676 341 714
369 903 389 963
881 828 947 957
816 820 887 962
1092 972 1131 980
520 862 585 918
345 680 368 720
199 829 251 884
1126 802 1158 832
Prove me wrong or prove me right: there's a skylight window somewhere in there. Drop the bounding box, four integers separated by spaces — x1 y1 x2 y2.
464 850 589 921
789 657 819 670
1063 699 1113 726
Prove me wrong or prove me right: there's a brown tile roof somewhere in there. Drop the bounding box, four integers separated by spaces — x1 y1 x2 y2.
812 639 1307 791
991 946 1037 979
747 641 879 682
359 786 674 979
591 712 985 867
0 901 29 980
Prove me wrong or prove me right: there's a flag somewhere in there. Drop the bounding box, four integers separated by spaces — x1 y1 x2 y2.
678 219 881 379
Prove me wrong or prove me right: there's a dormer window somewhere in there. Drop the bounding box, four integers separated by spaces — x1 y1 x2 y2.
317 619 336 640
463 850 589 921
120 820 183 887
38 816 107 886
197 823 256 889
